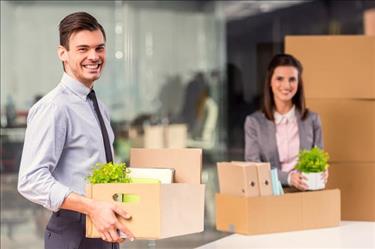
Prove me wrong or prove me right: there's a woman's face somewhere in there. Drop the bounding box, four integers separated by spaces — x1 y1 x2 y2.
271 66 299 105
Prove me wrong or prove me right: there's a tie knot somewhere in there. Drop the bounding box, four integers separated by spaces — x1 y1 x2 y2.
87 89 96 100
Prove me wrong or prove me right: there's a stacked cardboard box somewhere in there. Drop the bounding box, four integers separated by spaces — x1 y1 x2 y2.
215 162 340 235
86 148 205 239
286 36 375 221
129 124 187 149
364 8 375 36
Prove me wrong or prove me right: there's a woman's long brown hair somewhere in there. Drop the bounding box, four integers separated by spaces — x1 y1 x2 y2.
261 53 308 121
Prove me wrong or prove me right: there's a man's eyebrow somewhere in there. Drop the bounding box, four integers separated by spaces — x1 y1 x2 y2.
76 44 89 48
75 43 105 48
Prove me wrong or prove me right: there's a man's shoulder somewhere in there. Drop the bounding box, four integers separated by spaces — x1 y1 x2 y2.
29 84 70 116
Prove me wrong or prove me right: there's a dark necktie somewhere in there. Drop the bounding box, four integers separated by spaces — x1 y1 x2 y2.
87 89 113 163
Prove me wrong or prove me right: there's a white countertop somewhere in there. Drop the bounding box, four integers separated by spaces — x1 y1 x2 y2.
196 221 375 249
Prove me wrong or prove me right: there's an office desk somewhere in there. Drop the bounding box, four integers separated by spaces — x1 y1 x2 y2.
196 221 375 248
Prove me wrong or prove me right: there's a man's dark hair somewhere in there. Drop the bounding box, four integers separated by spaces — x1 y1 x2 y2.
262 53 308 121
59 12 106 50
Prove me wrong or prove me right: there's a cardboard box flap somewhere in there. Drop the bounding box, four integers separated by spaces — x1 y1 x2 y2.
130 148 202 184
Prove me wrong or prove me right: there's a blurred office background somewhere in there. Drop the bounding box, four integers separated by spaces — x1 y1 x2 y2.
1 1 374 248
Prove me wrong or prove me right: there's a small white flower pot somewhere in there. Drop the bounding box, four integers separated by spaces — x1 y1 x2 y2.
302 172 325 190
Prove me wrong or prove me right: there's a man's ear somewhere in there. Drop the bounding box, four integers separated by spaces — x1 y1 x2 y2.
57 45 68 62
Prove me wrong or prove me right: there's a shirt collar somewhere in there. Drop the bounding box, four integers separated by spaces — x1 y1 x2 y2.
60 72 92 101
274 105 296 124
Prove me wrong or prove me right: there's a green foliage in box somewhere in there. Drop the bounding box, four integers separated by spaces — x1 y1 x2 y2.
87 162 131 184
295 147 329 173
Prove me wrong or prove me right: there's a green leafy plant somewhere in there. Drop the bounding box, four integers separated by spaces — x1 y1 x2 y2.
87 162 131 184
295 147 329 173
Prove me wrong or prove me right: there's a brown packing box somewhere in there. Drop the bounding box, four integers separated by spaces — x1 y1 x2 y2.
86 148 205 239
165 124 187 148
306 99 375 162
144 124 187 148
326 163 375 221
285 36 375 99
216 189 341 235
217 162 272 197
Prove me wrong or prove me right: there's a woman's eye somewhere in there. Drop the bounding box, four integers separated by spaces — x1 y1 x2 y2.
276 77 283 81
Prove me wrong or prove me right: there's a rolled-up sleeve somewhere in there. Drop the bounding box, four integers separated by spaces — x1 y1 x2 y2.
18 102 71 212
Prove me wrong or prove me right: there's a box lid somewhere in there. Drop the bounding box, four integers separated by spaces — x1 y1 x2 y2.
130 148 202 184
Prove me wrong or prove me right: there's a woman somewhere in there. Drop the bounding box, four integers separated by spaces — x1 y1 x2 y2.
244 53 327 191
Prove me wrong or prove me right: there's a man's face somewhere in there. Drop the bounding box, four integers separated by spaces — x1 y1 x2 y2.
58 29 106 87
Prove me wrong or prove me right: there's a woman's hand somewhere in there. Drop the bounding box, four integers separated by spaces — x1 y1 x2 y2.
290 172 308 191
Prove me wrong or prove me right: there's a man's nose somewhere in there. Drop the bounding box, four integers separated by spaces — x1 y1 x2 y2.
88 50 99 60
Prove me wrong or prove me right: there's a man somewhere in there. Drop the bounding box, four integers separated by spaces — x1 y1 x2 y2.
17 12 134 249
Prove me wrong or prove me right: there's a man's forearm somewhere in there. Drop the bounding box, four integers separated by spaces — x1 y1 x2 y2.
60 192 95 215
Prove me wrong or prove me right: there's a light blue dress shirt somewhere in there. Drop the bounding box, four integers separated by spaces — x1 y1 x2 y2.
18 73 114 212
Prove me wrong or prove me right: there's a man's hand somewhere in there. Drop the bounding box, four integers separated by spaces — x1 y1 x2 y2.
87 200 134 243
60 193 135 243
290 172 308 191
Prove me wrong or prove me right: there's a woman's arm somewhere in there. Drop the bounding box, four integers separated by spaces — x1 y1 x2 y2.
244 116 261 162
313 113 324 148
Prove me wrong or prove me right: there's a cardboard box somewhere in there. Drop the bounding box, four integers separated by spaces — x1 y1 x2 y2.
165 124 187 148
306 99 375 162
144 125 164 148
143 124 187 148
285 36 375 99
326 163 375 221
217 162 272 197
216 189 341 235
86 148 205 239
364 8 375 36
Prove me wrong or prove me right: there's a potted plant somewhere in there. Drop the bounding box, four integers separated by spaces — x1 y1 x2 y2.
295 147 329 190
87 162 131 184
87 162 159 202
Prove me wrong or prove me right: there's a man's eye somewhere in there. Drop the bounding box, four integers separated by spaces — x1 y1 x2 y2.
78 48 87 52
97 47 105 52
